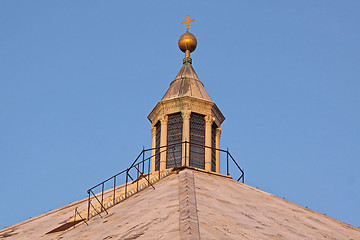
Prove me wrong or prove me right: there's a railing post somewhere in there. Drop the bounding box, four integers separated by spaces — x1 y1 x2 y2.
148 156 151 187
74 207 89 226
113 176 116 205
125 169 128 199
89 190 108 215
87 191 90 220
227 148 229 176
101 183 104 212
136 164 139 193
74 207 77 228
142 147 145 174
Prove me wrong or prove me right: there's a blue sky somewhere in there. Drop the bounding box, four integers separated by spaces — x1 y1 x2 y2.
1 1 359 229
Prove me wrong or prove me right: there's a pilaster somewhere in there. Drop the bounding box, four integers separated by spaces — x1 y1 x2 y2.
182 111 191 166
151 126 157 172
215 127 222 173
160 116 168 171
204 115 213 172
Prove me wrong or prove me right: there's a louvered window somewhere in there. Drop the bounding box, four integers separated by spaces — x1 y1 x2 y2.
155 121 161 171
189 113 205 169
167 113 183 168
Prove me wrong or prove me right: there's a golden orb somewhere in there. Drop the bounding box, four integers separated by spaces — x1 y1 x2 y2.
178 32 197 53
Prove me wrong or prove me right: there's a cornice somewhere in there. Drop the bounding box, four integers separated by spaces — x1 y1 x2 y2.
148 96 225 127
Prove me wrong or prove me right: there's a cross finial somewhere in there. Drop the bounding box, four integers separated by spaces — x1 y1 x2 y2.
181 15 194 32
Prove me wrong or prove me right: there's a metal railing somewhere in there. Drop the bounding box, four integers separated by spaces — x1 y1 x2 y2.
86 154 155 220
130 141 245 182
81 141 244 221
73 207 88 227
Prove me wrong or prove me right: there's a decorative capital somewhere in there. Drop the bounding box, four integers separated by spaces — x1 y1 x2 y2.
151 126 156 136
182 111 191 120
160 115 168 124
216 127 222 138
204 115 213 125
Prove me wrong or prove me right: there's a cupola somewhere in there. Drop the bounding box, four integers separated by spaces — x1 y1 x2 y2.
148 15 225 173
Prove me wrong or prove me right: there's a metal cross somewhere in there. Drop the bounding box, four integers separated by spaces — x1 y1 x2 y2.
181 15 194 32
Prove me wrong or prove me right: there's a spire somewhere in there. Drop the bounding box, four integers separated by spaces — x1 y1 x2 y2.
160 16 210 102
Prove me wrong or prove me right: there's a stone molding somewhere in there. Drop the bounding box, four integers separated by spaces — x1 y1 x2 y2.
148 96 224 127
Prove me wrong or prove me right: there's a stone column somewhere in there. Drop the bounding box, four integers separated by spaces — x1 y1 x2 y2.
215 127 222 173
151 126 156 173
182 111 191 167
160 116 168 171
204 115 213 171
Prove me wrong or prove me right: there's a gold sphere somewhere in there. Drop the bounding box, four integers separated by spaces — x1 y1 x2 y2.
178 32 197 53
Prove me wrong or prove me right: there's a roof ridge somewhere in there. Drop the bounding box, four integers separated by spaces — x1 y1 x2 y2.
178 169 200 240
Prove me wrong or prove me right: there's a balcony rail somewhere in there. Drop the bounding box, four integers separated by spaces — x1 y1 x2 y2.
84 141 244 221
